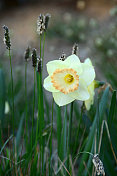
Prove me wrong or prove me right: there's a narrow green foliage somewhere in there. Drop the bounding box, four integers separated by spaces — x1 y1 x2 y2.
67 102 74 171
108 90 116 128
49 98 54 175
16 114 24 153
0 69 5 121
9 49 15 136
56 105 62 157
60 106 67 163
0 135 13 155
25 62 28 149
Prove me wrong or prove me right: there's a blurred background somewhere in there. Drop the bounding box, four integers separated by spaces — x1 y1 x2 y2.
0 0 117 89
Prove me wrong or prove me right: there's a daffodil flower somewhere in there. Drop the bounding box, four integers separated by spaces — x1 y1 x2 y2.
84 58 95 110
43 55 95 106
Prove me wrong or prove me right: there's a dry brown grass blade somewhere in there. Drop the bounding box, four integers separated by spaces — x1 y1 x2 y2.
53 157 71 176
58 157 71 176
69 155 75 176
83 161 91 176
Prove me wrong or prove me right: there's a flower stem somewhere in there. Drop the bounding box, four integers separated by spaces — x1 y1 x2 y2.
42 32 46 70
73 102 84 156
67 101 74 172
31 67 36 149
49 98 54 174
25 62 28 148
36 35 42 145
40 35 42 58
8 49 15 136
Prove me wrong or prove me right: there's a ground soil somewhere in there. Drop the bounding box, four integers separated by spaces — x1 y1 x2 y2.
0 0 115 83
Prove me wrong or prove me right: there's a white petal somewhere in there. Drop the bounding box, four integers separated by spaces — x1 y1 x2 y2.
80 62 95 86
43 76 59 92
52 92 75 106
84 58 92 66
64 54 82 74
64 54 80 64
85 81 95 110
47 60 66 75
5 102 10 114
69 79 90 101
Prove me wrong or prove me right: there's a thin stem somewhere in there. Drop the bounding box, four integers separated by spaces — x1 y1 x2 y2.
31 68 36 149
9 49 14 136
35 73 39 145
40 35 42 58
49 98 54 175
74 152 94 160
42 32 46 70
35 35 42 145
73 103 84 156
25 62 28 148
51 98 54 153
67 102 74 172
9 50 16 174
68 102 74 153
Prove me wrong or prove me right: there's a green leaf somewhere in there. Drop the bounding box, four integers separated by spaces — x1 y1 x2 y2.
16 114 24 153
108 91 116 128
0 69 5 121
99 86 110 118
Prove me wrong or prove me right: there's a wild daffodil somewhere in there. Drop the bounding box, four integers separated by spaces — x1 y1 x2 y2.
84 58 95 110
43 55 95 106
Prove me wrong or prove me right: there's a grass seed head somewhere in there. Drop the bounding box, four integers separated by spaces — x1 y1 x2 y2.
45 13 51 31
32 48 37 67
37 57 42 73
92 154 105 176
72 43 79 55
37 14 45 35
3 25 11 50
59 52 66 61
25 46 30 62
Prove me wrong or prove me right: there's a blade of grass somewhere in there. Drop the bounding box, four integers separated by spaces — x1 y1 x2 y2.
108 90 116 128
56 104 62 157
49 98 54 175
0 135 13 155
60 105 67 172
16 114 24 154
0 69 5 121
8 49 15 136
25 61 28 150
67 102 74 172
31 67 36 149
